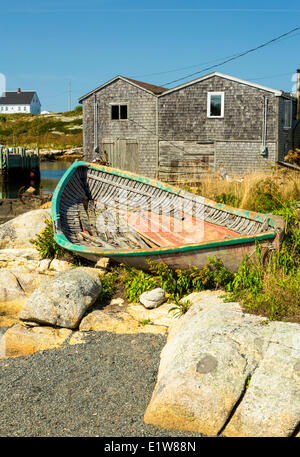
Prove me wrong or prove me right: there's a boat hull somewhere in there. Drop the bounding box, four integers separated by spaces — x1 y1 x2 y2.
78 239 270 272
51 161 285 272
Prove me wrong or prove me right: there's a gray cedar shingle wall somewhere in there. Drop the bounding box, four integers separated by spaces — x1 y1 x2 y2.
81 75 298 180
215 141 277 175
158 75 278 176
158 75 277 141
82 79 158 177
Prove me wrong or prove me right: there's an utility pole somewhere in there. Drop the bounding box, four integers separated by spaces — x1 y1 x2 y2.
68 81 71 111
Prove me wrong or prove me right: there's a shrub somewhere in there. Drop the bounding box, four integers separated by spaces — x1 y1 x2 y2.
215 192 240 207
244 177 284 213
285 148 300 166
226 204 300 322
30 217 66 259
122 266 158 303
121 257 234 304
98 271 118 302
241 269 300 322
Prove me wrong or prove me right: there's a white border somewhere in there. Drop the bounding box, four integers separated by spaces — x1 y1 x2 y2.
207 91 224 118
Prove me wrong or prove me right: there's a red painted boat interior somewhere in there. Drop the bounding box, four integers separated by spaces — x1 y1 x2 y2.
121 209 239 247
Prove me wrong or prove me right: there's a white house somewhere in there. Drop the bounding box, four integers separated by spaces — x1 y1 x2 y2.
0 88 41 114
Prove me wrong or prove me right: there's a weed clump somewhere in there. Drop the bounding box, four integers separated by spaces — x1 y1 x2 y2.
121 257 234 305
30 217 65 259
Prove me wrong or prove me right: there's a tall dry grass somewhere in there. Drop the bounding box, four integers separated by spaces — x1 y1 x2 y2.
186 167 300 211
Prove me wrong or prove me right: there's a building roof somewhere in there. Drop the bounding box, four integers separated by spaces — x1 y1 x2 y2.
123 77 168 95
0 91 36 105
158 72 294 98
78 75 168 102
79 71 295 103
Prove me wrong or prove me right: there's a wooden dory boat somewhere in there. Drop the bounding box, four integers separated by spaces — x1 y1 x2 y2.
51 161 285 272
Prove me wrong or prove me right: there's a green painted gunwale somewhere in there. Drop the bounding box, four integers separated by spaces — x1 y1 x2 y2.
51 161 281 257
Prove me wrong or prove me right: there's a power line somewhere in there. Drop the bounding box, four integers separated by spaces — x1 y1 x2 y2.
132 31 300 81
161 26 300 86
130 52 244 79
248 71 296 81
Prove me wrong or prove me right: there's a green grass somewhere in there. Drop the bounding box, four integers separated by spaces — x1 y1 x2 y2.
0 109 82 149
31 171 299 323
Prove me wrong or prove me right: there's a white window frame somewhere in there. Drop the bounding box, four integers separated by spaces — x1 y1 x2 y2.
283 99 292 129
207 92 224 118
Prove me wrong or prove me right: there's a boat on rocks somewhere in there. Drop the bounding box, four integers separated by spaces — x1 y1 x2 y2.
51 161 285 271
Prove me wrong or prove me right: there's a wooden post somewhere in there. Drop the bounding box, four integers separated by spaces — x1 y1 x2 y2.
4 148 9 171
21 147 25 170
0 146 2 170
36 147 40 168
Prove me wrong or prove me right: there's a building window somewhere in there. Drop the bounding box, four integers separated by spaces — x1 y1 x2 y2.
24 107 27 111
283 99 292 128
111 104 128 120
207 92 224 118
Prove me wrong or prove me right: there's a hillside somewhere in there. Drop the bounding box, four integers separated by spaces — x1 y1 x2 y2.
0 106 83 149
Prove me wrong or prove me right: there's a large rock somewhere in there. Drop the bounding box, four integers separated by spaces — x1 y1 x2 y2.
79 310 167 335
139 288 166 309
0 269 47 302
144 291 300 437
0 248 41 270
127 302 174 327
0 208 51 248
48 258 73 272
19 267 102 329
0 270 26 302
1 323 72 358
224 321 300 437
0 269 49 327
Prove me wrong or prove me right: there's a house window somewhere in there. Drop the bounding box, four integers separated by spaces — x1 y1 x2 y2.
207 92 224 118
283 99 292 128
111 104 128 120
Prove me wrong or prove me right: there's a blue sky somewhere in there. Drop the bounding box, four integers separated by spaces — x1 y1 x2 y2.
1 0 300 112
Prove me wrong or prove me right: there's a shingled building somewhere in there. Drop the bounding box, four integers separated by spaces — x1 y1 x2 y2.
79 72 300 181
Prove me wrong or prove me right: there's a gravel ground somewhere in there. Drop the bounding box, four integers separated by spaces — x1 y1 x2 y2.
0 331 202 437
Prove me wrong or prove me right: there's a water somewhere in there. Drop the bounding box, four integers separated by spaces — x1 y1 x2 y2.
40 159 74 194
0 159 75 199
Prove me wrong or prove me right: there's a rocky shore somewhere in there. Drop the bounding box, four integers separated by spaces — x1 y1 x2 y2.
39 147 83 161
0 207 299 437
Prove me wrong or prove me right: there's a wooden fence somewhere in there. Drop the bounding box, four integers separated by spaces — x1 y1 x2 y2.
0 147 40 177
